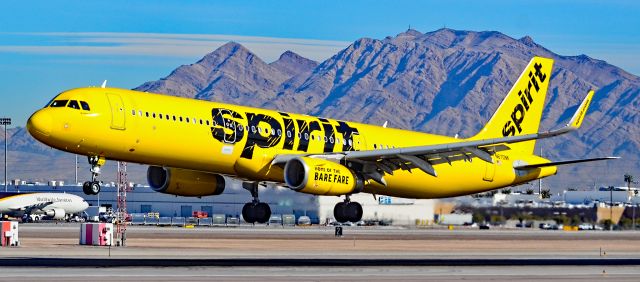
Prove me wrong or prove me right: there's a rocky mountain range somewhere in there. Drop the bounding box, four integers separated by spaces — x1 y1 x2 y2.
4 28 639 191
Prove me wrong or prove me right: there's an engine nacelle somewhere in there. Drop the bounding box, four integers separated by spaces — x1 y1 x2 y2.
284 157 363 196
147 166 225 197
45 208 66 220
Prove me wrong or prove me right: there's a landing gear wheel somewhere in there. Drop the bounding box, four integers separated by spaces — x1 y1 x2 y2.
333 202 347 223
346 202 363 223
82 181 101 195
242 202 272 224
242 203 256 224
82 182 91 195
255 202 271 224
89 181 101 195
333 201 363 223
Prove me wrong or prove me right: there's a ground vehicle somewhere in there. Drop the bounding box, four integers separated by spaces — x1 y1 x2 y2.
193 211 208 218
268 215 282 226
83 206 106 222
297 216 311 226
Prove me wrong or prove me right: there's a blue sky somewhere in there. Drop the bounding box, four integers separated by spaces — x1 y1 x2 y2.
1 0 639 127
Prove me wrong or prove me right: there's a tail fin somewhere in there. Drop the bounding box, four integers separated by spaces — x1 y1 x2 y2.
472 56 554 154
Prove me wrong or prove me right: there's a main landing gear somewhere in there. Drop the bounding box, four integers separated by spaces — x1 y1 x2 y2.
241 182 271 224
333 195 363 223
82 156 105 195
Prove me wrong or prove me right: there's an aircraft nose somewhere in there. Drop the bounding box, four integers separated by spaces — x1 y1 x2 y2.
81 200 89 210
27 110 52 137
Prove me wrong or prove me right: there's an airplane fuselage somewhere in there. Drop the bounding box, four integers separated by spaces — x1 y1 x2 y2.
28 87 554 199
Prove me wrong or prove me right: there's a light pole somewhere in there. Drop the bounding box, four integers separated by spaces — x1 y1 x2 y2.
1 118 11 192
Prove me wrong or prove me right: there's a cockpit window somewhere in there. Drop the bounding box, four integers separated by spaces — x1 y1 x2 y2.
80 101 90 111
43 97 56 108
50 100 68 107
67 100 80 110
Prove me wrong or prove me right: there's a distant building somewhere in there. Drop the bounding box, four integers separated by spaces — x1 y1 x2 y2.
563 190 632 205
7 180 435 225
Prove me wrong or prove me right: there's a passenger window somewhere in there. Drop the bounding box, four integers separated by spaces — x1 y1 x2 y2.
271 129 275 136
80 101 90 111
139 110 142 116
251 126 256 133
186 117 190 123
304 133 309 140
166 115 169 120
50 100 68 107
152 113 156 118
199 119 203 125
145 112 149 117
277 129 281 136
173 116 176 121
67 100 80 110
131 110 136 116
329 137 334 143
348 139 353 146
287 131 291 138
159 114 163 119
323 136 328 142
374 144 377 149
206 120 210 126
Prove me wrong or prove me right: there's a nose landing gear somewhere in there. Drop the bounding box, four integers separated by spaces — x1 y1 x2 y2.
241 182 272 224
333 195 362 223
82 156 105 195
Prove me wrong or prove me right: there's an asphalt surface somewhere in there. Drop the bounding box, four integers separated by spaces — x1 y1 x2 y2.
2 223 640 281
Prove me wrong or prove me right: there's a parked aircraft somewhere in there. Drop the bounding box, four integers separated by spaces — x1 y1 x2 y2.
0 192 89 221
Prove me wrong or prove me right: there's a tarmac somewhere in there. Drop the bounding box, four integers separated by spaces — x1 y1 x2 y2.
2 223 640 281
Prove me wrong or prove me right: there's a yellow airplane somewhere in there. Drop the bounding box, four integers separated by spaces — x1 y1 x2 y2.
27 56 616 223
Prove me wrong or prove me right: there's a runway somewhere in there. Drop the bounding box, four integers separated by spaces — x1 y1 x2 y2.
2 224 640 281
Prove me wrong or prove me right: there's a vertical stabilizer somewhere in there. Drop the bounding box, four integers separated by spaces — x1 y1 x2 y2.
472 57 554 154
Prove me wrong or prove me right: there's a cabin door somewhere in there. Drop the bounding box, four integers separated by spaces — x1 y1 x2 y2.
106 93 126 130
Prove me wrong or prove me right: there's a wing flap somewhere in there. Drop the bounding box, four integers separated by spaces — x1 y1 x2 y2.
514 157 619 170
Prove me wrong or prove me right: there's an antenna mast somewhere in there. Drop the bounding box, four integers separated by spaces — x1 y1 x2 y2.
115 161 129 246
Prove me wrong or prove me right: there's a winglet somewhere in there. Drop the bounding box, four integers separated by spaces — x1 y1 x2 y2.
101 80 108 88
567 90 594 130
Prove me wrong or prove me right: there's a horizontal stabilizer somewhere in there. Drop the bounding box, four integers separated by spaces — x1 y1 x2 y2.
514 157 619 170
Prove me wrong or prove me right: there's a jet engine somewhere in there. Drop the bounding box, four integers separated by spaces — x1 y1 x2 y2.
45 208 66 220
284 157 363 196
147 166 226 197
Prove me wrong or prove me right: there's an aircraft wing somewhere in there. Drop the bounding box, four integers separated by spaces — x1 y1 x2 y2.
273 90 613 184
19 202 53 214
